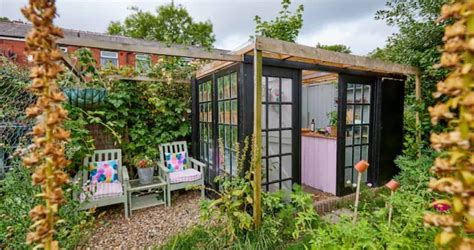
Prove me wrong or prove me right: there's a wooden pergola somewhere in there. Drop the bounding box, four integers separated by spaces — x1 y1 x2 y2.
58 35 421 225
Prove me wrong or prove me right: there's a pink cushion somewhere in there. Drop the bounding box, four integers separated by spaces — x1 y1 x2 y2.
80 182 123 202
169 168 202 184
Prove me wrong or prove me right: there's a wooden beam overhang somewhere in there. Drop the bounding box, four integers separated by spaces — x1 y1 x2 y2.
58 37 243 62
253 36 420 76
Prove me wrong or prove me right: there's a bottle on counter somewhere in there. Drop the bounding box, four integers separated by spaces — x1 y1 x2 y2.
310 119 315 132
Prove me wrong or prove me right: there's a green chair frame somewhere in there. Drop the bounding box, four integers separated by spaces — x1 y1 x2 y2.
73 149 129 218
157 141 205 206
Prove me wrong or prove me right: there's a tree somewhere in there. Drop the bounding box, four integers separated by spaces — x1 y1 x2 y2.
107 5 215 47
316 43 351 53
373 0 449 157
0 17 10 22
254 0 304 42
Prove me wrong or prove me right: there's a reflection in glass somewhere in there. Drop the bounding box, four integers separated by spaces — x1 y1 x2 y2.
345 147 352 167
282 105 292 128
281 78 292 102
282 155 292 179
268 131 280 156
268 77 280 102
268 105 279 129
268 157 280 182
281 130 292 154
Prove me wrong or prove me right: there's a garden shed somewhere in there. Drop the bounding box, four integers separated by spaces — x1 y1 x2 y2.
192 36 419 196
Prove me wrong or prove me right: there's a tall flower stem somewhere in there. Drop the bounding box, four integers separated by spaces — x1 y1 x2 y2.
21 0 70 249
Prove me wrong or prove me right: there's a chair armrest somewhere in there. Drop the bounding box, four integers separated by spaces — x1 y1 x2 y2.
189 157 206 172
157 160 169 181
122 166 129 182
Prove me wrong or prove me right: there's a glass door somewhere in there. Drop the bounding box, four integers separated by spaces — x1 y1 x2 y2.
337 74 376 195
261 76 295 191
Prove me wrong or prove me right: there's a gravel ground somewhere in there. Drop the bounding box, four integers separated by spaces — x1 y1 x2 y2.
301 184 334 201
83 191 201 249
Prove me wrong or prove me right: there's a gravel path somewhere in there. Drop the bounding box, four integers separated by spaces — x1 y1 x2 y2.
84 191 201 249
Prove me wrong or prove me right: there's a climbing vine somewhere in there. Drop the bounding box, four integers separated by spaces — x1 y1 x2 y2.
424 1 474 248
21 0 70 249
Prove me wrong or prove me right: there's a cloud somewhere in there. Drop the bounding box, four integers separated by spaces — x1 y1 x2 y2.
0 0 394 54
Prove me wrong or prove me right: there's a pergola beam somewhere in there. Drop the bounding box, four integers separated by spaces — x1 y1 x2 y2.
253 36 420 76
59 37 243 62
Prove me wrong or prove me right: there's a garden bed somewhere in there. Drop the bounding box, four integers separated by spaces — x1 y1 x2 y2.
83 191 201 248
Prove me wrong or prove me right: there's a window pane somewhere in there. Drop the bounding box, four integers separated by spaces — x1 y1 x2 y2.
231 100 238 125
346 105 354 124
354 146 361 164
362 126 369 144
282 180 292 191
345 147 352 167
262 132 267 157
281 78 292 102
281 130 292 154
345 126 353 146
262 104 267 130
101 51 118 58
218 77 223 100
218 103 223 123
231 72 238 98
262 77 267 102
268 105 279 129
232 126 238 148
354 126 361 145
363 85 371 104
269 183 280 192
268 131 280 156
345 168 352 187
282 155 292 179
282 104 292 128
268 77 280 102
224 75 230 99
347 84 354 104
363 105 370 124
100 58 118 67
225 101 231 124
268 157 280 182
354 105 362 124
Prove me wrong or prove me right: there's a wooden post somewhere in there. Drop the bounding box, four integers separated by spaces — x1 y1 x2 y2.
415 73 422 157
253 48 263 228
352 172 362 224
388 190 394 227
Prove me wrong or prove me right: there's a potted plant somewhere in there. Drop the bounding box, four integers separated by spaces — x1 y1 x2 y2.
327 111 338 137
133 155 155 185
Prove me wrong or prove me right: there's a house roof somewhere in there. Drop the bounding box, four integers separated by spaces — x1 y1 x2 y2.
0 21 241 61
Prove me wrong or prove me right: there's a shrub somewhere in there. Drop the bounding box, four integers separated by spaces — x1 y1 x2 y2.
0 161 94 249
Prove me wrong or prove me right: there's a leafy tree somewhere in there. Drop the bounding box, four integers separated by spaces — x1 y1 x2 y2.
254 0 304 42
0 17 10 22
107 5 215 47
373 0 449 157
316 43 351 54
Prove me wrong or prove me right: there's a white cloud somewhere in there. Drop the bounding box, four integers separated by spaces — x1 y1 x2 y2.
297 16 397 56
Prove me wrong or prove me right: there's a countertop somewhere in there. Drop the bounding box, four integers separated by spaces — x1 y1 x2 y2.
301 131 336 140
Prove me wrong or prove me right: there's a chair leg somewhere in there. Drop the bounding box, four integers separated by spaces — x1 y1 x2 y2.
124 199 129 219
167 186 171 207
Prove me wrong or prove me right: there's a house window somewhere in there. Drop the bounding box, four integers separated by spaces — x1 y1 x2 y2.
100 51 118 68
136 54 151 73
59 46 67 53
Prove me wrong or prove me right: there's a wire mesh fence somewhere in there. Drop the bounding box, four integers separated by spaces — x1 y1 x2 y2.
0 58 35 179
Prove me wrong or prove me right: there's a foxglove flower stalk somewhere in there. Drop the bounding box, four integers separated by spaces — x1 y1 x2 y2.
21 0 70 249
424 1 474 248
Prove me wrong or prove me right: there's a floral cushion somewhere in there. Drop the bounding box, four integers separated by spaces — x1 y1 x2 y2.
169 168 202 184
88 160 119 184
165 151 187 172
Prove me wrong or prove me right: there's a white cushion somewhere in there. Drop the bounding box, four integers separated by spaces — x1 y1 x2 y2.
169 168 202 184
80 182 123 202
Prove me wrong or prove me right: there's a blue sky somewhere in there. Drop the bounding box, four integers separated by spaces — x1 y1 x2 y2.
0 0 397 55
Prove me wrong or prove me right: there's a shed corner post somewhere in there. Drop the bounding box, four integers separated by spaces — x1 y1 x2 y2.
253 46 263 229
415 72 422 157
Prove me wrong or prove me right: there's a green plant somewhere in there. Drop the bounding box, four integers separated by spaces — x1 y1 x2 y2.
254 0 304 42
316 43 352 54
423 1 474 248
0 161 94 249
196 138 318 248
326 110 338 127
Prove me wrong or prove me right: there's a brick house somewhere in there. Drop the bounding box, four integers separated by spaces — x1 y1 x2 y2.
0 21 161 69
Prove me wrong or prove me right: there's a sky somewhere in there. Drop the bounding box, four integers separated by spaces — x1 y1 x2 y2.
0 0 397 56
